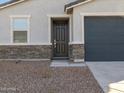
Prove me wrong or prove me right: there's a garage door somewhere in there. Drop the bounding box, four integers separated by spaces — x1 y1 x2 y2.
85 16 124 61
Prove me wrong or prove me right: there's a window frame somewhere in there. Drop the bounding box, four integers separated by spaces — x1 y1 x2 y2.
10 15 31 44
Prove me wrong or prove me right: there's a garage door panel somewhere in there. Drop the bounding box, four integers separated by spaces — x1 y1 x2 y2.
85 51 110 61
110 45 124 53
85 16 124 61
85 35 110 44
85 38 110 44
86 44 111 61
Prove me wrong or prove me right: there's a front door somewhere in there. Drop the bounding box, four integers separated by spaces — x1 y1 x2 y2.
52 20 69 59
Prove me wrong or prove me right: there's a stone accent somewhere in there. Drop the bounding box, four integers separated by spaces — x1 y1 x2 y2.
0 45 52 59
69 44 85 61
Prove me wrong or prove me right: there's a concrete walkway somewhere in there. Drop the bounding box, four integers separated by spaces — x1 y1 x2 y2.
50 60 86 67
87 62 124 93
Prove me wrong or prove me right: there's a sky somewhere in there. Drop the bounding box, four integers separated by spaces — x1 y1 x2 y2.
0 0 11 4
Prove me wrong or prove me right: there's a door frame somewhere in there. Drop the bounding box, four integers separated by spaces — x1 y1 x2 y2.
52 19 69 59
80 12 124 61
48 15 72 59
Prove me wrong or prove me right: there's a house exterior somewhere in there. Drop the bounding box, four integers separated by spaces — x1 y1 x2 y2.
1 0 124 62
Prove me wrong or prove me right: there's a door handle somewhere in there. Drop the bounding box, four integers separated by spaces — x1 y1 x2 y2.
54 40 56 48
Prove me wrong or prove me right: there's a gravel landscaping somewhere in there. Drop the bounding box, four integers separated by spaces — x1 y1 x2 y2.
0 61 104 93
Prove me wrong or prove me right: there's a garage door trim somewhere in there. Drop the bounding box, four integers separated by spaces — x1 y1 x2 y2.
81 12 124 61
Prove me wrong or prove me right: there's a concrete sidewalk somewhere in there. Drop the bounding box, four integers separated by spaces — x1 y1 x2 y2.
50 60 86 67
87 62 124 93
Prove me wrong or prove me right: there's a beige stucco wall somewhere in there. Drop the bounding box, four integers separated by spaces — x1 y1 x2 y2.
73 0 124 44
0 0 73 45
1 0 124 45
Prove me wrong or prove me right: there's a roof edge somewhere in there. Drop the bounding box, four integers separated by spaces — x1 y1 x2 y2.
0 0 27 10
65 0 93 14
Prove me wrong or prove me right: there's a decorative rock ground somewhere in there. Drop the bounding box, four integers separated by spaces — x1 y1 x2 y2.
0 61 104 93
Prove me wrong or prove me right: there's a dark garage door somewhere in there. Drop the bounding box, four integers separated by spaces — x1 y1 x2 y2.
85 16 124 61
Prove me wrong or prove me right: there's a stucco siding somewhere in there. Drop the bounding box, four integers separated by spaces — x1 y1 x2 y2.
73 0 124 44
0 0 73 44
0 14 10 44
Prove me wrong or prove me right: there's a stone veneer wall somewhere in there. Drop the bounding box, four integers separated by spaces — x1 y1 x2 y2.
69 44 85 61
0 45 52 59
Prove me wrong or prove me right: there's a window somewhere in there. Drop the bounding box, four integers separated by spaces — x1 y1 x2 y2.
11 16 30 43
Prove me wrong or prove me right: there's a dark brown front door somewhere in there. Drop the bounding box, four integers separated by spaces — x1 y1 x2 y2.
52 20 69 59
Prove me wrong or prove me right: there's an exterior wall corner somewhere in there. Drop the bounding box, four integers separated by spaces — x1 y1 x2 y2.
69 44 85 62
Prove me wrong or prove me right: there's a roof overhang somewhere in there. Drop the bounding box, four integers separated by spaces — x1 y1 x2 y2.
65 0 93 14
0 0 27 10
